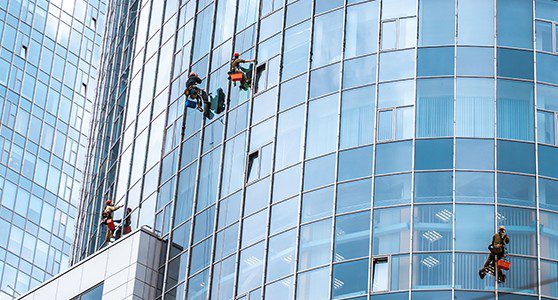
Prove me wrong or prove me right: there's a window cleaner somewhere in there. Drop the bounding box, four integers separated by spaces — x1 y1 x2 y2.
228 52 256 91
184 72 226 119
479 225 510 283
102 199 123 243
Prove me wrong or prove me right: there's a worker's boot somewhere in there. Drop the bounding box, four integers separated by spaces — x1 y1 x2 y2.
478 269 486 279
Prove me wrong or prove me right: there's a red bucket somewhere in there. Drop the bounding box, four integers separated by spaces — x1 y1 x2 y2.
230 72 243 82
497 259 510 270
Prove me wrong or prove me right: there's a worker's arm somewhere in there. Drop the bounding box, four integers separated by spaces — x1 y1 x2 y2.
195 77 202 84
503 234 510 244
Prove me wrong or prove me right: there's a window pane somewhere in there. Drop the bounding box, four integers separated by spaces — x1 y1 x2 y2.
399 17 418 49
457 0 494 45
372 259 389 292
343 55 376 88
396 106 414 140
540 145 558 178
538 84 558 111
303 154 336 190
373 206 411 255
412 253 452 289
283 21 310 79
301 186 334 223
415 139 453 170
382 0 416 19
413 205 453 251
309 63 340 98
417 47 454 76
497 48 534 80
238 242 264 294
338 146 373 181
272 164 301 202
378 110 394 141
416 78 454 137
374 173 412 207
275 106 305 170
537 52 558 85
456 139 494 170
537 111 556 145
540 211 558 259
299 219 332 270
497 0 533 49
379 50 415 82
340 86 375 149
307 95 339 158
414 172 453 203
265 277 294 300
312 10 343 67
540 177 558 211
375 141 412 174
346 2 378 58
270 197 299 235
497 140 535 174
211 255 235 300
296 267 330 300
497 79 534 141
334 211 370 261
280 74 306 111
381 21 397 50
456 47 494 76
498 257 538 294
266 229 296 282
455 253 495 290
537 0 558 22
455 172 494 203
541 259 558 298
378 80 415 109
241 209 267 247
418 0 455 46
337 178 371 213
497 173 536 207
455 204 494 251
536 21 553 52
332 259 369 299
498 206 537 256
456 78 494 138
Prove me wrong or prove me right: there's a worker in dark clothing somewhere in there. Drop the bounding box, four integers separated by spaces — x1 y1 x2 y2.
102 199 123 243
184 72 208 111
479 225 510 282
228 52 255 89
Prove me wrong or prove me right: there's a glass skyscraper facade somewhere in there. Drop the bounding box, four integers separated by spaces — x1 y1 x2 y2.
75 0 558 299
0 0 105 299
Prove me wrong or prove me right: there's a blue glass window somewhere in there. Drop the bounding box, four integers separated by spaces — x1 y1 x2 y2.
312 10 343 68
455 204 494 251
418 0 455 46
497 79 534 141
345 2 378 58
540 211 558 260
276 106 305 170
373 206 411 255
343 55 376 88
379 50 415 82
340 86 375 149
283 21 310 79
375 141 412 174
378 80 415 109
338 146 373 181
538 84 558 112
279 74 306 111
266 229 296 282
416 78 454 137
331 259 369 299
242 209 267 247
537 0 558 22
270 197 299 235
537 111 556 145
382 0 416 19
456 78 494 138
296 267 330 299
540 178 558 211
303 153 336 190
536 21 553 52
272 164 301 202
309 63 340 99
414 139 453 170
539 145 558 179
497 140 536 174
497 0 533 49
497 48 534 80
301 186 334 223
413 205 453 251
456 139 494 170
457 47 494 77
417 47 454 77
457 0 494 45
238 242 264 294
374 173 412 207
334 211 370 261
498 206 537 256
337 178 371 213
455 172 494 203
299 219 332 270
538 53 558 85
414 172 453 203
497 173 536 207
412 253 451 289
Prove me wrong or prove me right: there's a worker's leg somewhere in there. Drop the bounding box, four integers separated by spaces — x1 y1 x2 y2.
482 252 495 270
105 229 112 243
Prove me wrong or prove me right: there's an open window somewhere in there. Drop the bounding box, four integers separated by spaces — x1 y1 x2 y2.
372 257 389 292
254 62 267 94
90 17 97 29
81 83 87 95
246 150 260 183
20 45 27 58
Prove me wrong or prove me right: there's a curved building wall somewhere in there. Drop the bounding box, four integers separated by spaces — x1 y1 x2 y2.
77 0 558 299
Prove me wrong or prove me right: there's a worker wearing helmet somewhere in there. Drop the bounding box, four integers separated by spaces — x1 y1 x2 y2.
184 72 205 111
229 52 255 88
102 199 123 243
479 225 510 282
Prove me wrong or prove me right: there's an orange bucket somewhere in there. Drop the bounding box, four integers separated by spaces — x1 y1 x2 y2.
106 219 116 231
230 72 243 82
497 259 510 270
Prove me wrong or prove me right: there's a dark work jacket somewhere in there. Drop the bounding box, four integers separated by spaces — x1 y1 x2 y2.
186 75 202 88
491 233 510 253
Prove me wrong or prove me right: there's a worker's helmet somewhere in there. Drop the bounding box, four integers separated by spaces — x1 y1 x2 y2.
499 225 506 232
189 71 197 77
234 52 240 57
105 199 112 205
